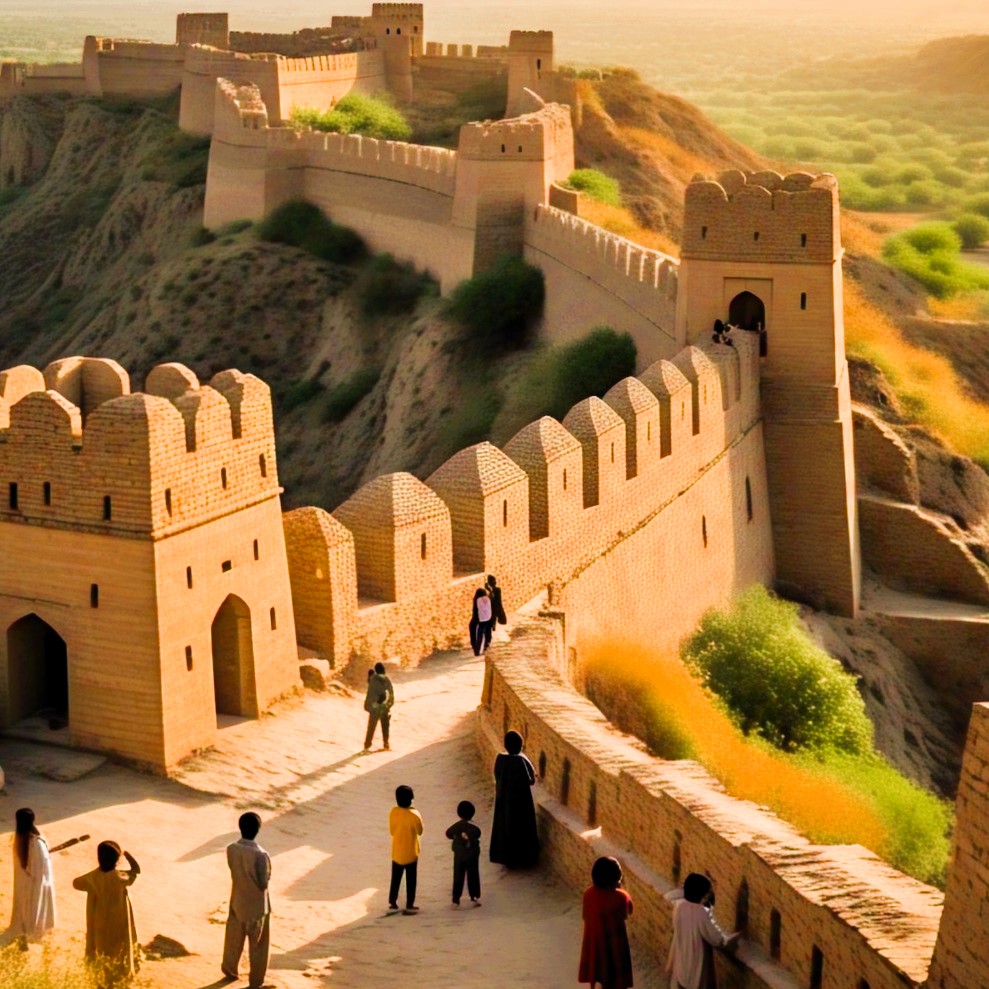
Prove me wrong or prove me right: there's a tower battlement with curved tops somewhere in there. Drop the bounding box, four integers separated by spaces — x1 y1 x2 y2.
0 357 278 538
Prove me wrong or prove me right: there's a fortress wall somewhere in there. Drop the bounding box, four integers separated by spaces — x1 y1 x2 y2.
229 28 357 57
478 623 942 989
0 527 164 765
291 336 766 671
153 496 299 768
524 205 680 367
180 51 282 136
415 45 508 94
273 50 387 119
928 703 989 987
859 496 989 606
18 63 87 96
89 39 188 97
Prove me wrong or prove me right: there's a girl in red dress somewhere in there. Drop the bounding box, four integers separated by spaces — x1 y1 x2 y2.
579 856 634 989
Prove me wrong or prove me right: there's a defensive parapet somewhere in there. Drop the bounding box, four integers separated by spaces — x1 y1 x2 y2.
677 170 860 616
0 358 299 770
507 30 553 114
284 332 767 670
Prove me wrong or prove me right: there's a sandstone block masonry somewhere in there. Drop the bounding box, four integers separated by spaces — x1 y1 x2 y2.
0 358 300 770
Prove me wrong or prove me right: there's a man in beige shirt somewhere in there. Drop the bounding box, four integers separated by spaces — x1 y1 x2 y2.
222 812 271 989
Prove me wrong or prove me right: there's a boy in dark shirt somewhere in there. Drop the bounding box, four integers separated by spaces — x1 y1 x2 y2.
445 800 482 907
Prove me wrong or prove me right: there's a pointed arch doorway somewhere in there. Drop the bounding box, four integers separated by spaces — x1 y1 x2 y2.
211 595 259 720
5 614 69 729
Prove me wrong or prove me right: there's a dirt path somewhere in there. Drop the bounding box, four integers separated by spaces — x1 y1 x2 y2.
0 648 661 988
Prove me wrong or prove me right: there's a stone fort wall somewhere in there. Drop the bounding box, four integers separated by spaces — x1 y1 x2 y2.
283 332 771 676
0 358 299 769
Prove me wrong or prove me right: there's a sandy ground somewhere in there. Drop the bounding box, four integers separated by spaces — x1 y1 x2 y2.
0 646 663 989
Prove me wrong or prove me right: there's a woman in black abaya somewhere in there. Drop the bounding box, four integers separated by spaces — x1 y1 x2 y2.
489 730 540 868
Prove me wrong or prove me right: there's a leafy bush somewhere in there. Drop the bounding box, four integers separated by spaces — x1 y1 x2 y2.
282 377 325 411
257 200 365 264
290 94 412 141
883 222 989 298
322 368 381 422
565 168 622 207
360 253 437 316
954 213 989 249
683 586 873 754
448 255 545 353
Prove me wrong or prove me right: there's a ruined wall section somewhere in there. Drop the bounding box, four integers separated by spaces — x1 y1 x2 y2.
525 205 679 366
285 334 769 669
478 624 942 989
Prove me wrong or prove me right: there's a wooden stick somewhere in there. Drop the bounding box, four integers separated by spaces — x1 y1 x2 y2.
49 834 90 854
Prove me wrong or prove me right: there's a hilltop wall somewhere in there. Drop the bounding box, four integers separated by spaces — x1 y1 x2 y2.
477 622 942 989
284 334 770 672
524 205 680 366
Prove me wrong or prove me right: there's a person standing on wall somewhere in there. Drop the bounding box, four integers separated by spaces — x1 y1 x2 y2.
578 856 634 989
363 662 395 752
475 588 494 655
666 872 739 989
10 807 56 948
221 812 272 989
469 588 490 657
485 574 507 627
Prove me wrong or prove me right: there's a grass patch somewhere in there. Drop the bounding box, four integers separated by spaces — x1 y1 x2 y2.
322 368 381 422
359 253 437 316
140 131 211 189
585 627 952 886
290 94 412 141
282 377 325 411
257 200 365 265
448 255 545 353
436 376 503 454
565 168 622 207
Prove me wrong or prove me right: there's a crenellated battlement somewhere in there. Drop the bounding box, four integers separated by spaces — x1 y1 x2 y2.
681 169 841 263
0 358 278 538
457 102 572 160
508 30 554 52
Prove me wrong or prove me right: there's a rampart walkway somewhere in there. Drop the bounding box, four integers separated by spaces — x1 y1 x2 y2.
0 648 662 987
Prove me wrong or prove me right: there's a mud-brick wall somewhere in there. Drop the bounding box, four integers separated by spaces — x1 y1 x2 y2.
477 623 942 989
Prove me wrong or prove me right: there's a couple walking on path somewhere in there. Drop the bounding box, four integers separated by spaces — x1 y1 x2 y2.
470 575 506 657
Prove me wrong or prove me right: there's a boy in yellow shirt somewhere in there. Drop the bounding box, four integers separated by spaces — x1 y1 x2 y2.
389 784 424 915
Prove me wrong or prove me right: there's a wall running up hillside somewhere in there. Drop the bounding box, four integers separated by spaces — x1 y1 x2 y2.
283 333 769 672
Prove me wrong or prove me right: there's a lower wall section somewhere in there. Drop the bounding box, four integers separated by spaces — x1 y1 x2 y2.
476 620 942 989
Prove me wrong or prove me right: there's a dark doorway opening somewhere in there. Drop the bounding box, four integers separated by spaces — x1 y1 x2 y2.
729 291 767 356
211 595 258 719
6 614 69 729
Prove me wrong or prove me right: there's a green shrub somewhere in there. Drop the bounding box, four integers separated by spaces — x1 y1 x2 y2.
814 750 952 886
448 255 545 353
903 222 961 254
291 94 412 141
565 168 622 207
954 213 989 249
359 253 437 316
436 381 503 453
190 227 216 247
884 222 989 298
322 368 381 422
683 586 873 754
963 192 989 218
257 200 365 264
282 377 325 411
141 131 211 188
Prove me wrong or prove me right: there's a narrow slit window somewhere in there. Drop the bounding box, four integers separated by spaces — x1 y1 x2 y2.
801 233 807 247
43 482 52 506
810 946 823 989
270 607 277 630
503 499 508 526
186 566 193 589
221 560 232 573
9 482 18 510
746 476 753 521
753 231 760 241
560 758 571 806
420 533 427 560
588 780 598 826
610 442 615 463
221 467 228 489
536 58 542 69
770 910 782 960
517 145 523 153
90 583 99 608
800 292 807 310
185 646 193 671
701 225 707 240
647 420 652 441
735 879 749 932
253 539 259 561
563 468 568 490
259 453 267 478
103 495 112 521
164 488 172 516
501 143 506 153
672 831 682 884
702 515 708 548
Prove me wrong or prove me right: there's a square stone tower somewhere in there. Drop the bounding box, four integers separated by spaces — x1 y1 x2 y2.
0 358 300 770
675 170 860 616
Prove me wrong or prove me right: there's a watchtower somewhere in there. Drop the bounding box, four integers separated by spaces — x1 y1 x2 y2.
0 357 300 771
176 12 230 49
507 31 553 116
369 2 423 99
675 170 860 616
